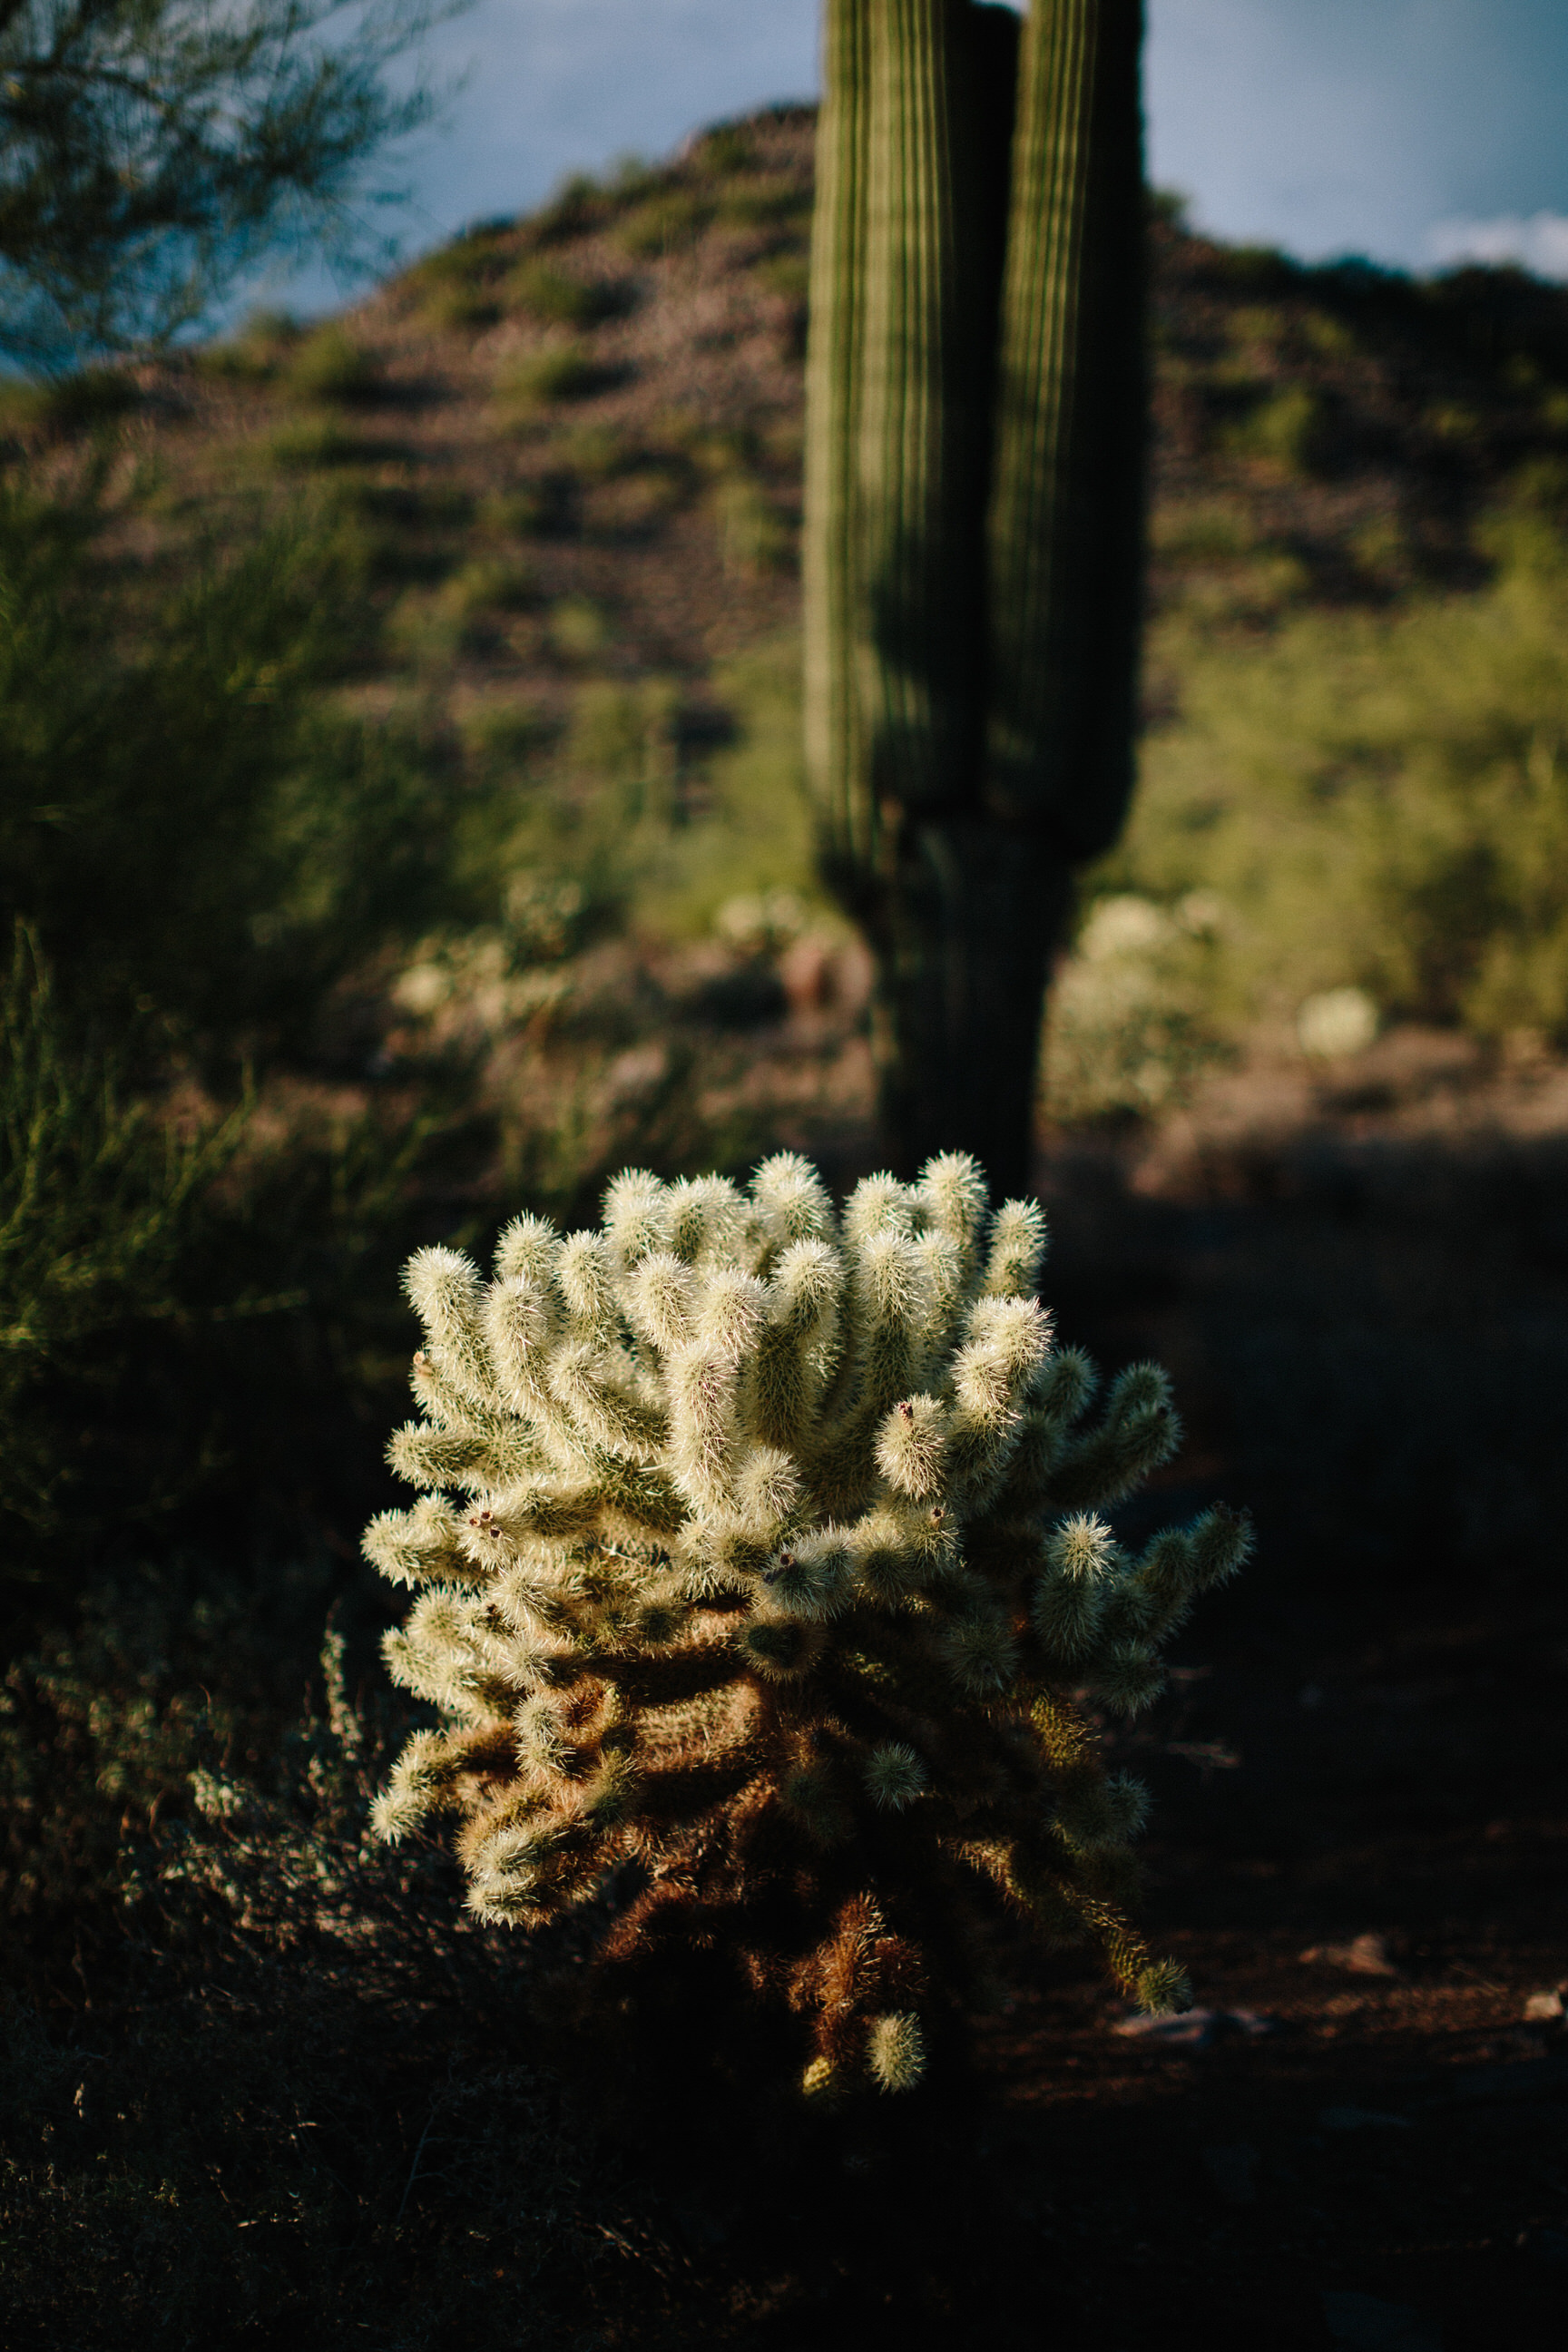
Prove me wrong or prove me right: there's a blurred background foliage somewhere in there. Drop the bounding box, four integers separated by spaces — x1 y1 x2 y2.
1065 471 1568 1104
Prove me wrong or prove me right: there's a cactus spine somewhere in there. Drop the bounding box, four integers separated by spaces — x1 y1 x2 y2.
368 1153 1250 2098
803 2 1148 1195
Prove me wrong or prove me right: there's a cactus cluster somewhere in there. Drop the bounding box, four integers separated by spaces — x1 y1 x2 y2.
367 1152 1248 2096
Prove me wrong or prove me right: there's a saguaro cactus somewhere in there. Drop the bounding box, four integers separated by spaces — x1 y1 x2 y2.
368 1152 1248 2097
803 1 1148 1197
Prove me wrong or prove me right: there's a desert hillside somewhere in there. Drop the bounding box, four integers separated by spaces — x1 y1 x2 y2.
19 103 1568 794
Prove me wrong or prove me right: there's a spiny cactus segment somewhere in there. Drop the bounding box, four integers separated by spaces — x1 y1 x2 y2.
366 1152 1250 2096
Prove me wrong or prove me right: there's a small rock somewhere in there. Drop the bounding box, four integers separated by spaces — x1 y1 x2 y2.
1322 2290 1440 2351
1112 2006 1274 2051
1115 2007 1216 2049
1299 1932 1400 1977
1523 1989 1563 2022
1298 986 1379 1059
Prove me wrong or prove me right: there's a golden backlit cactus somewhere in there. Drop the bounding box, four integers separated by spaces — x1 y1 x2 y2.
367 1152 1249 2095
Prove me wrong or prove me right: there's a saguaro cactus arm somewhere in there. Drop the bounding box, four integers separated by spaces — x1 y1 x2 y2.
985 0 1148 851
806 0 995 894
803 0 873 888
802 1 1150 1191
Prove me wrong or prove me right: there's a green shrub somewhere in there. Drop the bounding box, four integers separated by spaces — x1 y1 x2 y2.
0 367 139 436
530 172 610 247
192 309 302 383
285 325 383 404
713 476 794 577
1221 384 1329 474
1109 515 1568 1038
390 560 537 659
476 484 557 537
760 251 811 304
459 697 549 765
1043 894 1231 1123
401 230 511 329
509 262 630 328
616 191 713 259
1152 500 1258 563
260 415 373 468
546 595 614 662
693 124 758 177
366 1155 1250 2095
551 421 639 481
495 344 607 409
622 636 818 942
426 283 504 333
562 677 680 804
446 554 536 614
0 477 466 1052
332 477 473 531
585 464 690 538
386 583 469 662
0 936 456 1609
716 180 808 232
0 939 242 1592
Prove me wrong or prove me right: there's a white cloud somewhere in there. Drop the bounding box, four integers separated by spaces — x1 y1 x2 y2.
1426 211 1568 279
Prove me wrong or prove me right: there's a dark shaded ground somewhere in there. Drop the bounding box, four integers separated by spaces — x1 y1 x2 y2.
5 1036 1565 2350
675 1045 1568 2350
985 1052 1567 2349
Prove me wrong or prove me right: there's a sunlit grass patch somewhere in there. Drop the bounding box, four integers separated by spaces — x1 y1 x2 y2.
1102 514 1568 1044
509 262 632 329
0 368 140 436
495 344 612 411
545 595 615 663
616 191 714 259
285 326 384 405
260 416 381 469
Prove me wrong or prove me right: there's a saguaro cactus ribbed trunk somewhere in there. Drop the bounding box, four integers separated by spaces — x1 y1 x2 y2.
804 1 1148 1198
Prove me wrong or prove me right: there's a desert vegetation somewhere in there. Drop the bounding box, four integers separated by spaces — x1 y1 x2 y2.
3 41 1567 2350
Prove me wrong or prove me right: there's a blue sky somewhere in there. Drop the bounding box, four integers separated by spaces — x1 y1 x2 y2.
315 0 1568 300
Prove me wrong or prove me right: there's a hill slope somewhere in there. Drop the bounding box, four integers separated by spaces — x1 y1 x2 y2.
14 103 1568 1158
23 105 1568 852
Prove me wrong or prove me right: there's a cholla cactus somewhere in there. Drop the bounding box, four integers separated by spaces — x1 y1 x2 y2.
366 1152 1249 2096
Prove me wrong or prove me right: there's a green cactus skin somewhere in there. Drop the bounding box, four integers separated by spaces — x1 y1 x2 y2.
802 3 1148 1195
856 0 990 822
368 1153 1249 2099
985 0 1148 851
806 2 992 891
802 0 872 886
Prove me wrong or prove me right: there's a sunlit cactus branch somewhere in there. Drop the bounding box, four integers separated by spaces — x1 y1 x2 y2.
368 1152 1249 2097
